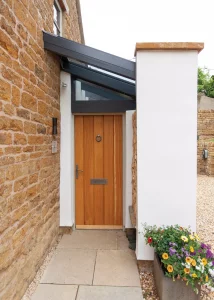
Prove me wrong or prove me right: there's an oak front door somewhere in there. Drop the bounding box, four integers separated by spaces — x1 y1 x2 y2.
75 115 123 229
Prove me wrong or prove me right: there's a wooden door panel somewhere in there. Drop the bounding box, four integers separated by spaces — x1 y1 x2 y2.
83 116 94 225
93 116 104 225
114 116 123 225
75 116 84 225
103 116 114 225
75 115 123 227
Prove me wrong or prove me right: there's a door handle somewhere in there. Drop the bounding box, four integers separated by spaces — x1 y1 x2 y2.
76 165 83 179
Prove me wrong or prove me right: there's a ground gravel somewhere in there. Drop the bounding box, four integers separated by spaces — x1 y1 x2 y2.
139 175 214 300
22 235 62 300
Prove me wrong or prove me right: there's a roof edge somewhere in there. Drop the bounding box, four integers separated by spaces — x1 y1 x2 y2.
135 42 204 55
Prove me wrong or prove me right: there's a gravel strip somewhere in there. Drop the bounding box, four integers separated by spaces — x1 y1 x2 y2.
139 175 214 300
22 235 62 300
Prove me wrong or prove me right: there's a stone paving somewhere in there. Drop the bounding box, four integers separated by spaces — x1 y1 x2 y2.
32 230 143 300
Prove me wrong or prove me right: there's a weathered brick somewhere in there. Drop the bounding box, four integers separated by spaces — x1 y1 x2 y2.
0 17 22 48
0 116 10 130
10 119 23 131
5 146 22 155
13 60 29 80
0 29 18 58
0 1 16 26
6 164 23 181
26 184 38 199
17 108 31 120
0 132 12 145
0 78 11 101
11 87 20 107
14 177 28 192
37 124 46 134
0 156 15 166
20 51 35 72
3 103 15 115
28 135 44 145
8 191 26 212
21 92 37 112
14 0 37 38
17 23 28 41
29 173 38 184
24 121 37 134
14 133 27 145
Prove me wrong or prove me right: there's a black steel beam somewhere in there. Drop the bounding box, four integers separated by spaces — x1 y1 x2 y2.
62 61 135 97
43 31 136 80
71 100 136 113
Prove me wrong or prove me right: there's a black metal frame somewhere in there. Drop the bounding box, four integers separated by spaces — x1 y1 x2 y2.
71 76 136 113
43 31 136 80
43 31 136 113
62 60 135 97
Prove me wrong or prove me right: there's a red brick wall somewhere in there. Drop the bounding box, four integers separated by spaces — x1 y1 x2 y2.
0 0 82 299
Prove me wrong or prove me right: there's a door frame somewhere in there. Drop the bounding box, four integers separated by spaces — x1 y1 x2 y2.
60 71 134 230
73 113 124 230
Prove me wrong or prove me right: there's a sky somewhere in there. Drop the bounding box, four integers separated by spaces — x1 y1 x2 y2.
80 0 214 74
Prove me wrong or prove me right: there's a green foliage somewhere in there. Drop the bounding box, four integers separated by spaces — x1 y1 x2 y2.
143 224 214 294
198 68 214 98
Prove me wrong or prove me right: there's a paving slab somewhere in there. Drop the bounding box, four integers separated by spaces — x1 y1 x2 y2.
77 286 143 300
31 284 78 300
40 249 96 285
58 230 117 250
116 231 130 250
93 250 141 287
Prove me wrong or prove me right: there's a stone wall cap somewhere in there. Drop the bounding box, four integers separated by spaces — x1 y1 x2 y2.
135 42 204 55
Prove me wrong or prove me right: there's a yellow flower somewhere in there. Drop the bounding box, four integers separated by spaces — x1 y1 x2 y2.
191 259 196 267
202 258 207 266
186 257 192 264
167 265 173 273
162 253 169 260
192 273 197 278
181 236 188 242
189 235 195 240
206 275 209 282
194 233 200 241
184 268 190 274
190 246 194 253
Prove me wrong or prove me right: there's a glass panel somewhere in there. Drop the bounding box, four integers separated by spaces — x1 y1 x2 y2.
75 80 133 101
53 2 60 35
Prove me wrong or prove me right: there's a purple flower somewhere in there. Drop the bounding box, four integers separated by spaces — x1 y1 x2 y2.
207 244 212 250
198 249 202 253
206 250 214 259
182 248 185 252
201 243 207 249
169 248 176 256
184 251 190 257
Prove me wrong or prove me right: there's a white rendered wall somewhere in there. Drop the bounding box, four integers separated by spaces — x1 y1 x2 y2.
123 111 135 228
60 72 75 226
136 51 198 260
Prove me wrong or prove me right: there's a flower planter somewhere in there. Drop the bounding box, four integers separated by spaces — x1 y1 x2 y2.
153 253 200 300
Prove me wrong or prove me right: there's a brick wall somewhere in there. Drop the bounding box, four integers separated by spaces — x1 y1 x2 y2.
0 0 82 299
132 111 137 224
197 110 214 176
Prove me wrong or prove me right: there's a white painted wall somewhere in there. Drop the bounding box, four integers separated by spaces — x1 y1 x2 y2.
136 50 198 260
60 71 75 227
123 111 135 228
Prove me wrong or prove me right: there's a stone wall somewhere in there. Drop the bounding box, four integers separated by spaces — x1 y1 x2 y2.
0 0 82 299
197 110 214 176
132 111 137 224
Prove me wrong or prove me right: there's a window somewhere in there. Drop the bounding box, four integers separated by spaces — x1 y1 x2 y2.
53 1 61 36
